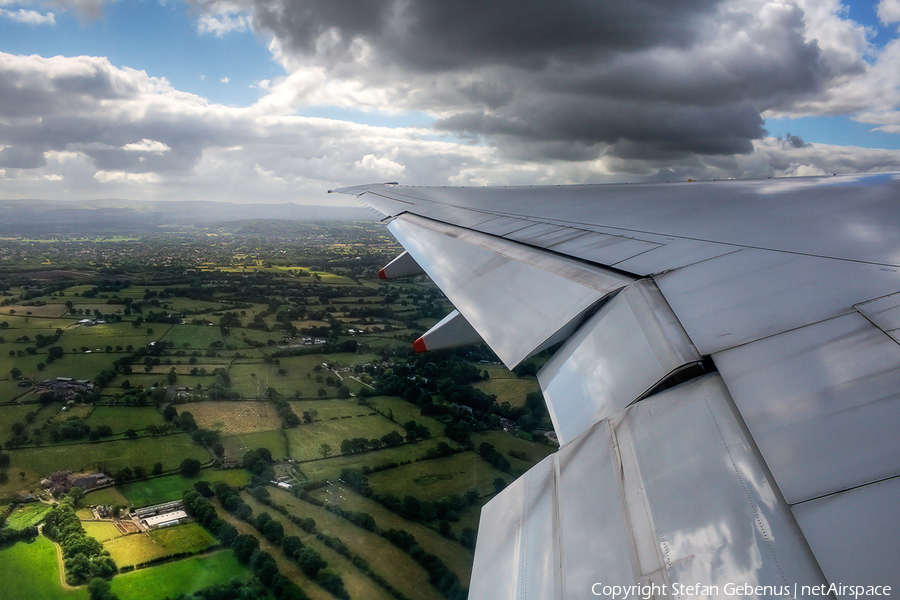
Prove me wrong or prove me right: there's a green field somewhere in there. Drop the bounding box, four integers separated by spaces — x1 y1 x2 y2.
312 483 474 583
470 430 556 475
4 434 208 488
110 550 249 600
285 414 406 462
240 493 396 600
473 372 540 406
221 429 287 461
187 401 282 435
365 396 447 436
85 406 164 433
267 487 444 600
0 536 89 600
297 438 456 482
118 470 250 507
105 523 217 567
289 399 376 420
366 451 510 501
158 324 234 349
4 502 52 529
82 520 123 542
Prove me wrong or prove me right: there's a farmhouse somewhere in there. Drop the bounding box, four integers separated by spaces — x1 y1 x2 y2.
37 377 94 399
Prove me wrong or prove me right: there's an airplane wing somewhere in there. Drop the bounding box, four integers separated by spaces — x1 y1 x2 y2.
331 173 900 599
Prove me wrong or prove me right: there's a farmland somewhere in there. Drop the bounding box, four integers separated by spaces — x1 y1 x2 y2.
0 221 556 600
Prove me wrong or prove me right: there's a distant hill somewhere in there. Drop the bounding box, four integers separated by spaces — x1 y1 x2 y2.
0 199 376 234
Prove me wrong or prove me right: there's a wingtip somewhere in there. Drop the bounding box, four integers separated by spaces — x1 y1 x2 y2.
413 337 428 352
377 269 387 280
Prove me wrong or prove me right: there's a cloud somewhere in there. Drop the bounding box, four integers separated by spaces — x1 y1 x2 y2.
122 139 171 153
2 0 900 205
0 7 55 24
879 0 900 25
198 11 250 37
217 0 891 164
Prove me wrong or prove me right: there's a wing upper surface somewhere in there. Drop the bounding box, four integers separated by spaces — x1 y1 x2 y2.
333 173 900 599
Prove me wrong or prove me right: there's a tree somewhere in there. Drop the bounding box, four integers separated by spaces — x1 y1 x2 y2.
68 487 85 506
9 367 21 379
319 443 332 458
179 458 202 477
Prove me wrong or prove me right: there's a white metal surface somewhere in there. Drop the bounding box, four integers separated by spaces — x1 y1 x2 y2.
714 311 900 504
656 248 900 354
332 174 900 599
792 477 900 593
856 291 900 344
618 375 826 597
469 455 561 600
378 250 424 279
414 309 482 351
470 374 827 600
388 213 632 367
538 279 700 445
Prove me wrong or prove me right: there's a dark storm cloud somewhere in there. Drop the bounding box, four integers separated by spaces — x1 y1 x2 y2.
253 0 719 69
243 0 837 162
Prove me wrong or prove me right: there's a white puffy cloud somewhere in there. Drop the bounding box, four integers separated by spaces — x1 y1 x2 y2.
878 0 900 24
0 7 55 24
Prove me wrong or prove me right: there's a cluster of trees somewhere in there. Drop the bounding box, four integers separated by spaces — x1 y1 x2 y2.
0 524 38 545
476 442 512 473
5 413 121 448
87 578 120 600
265 387 301 428
43 497 117 584
0 448 9 483
111 462 163 484
185 481 348 600
332 466 481 535
242 447 276 482
367 350 551 446
166 579 272 600
182 487 308 600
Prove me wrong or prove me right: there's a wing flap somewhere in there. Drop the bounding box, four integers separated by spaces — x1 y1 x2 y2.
538 279 701 445
387 213 632 367
471 374 827 600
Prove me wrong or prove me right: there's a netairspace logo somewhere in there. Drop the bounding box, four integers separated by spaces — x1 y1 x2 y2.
591 582 893 599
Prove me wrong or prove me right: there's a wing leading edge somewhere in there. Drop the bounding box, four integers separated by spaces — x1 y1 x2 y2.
332 174 900 599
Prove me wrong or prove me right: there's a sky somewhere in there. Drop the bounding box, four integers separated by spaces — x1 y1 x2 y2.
1 0 900 206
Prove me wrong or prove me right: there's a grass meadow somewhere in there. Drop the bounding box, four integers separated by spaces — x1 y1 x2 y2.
267 487 444 600
117 470 250 507
312 483 474 584
187 401 281 435
110 550 249 600
105 523 217 567
285 415 406 462
5 434 208 488
239 493 397 600
0 537 89 600
296 438 455 482
85 406 164 433
221 429 287 461
4 502 52 529
82 520 123 542
366 451 510 501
